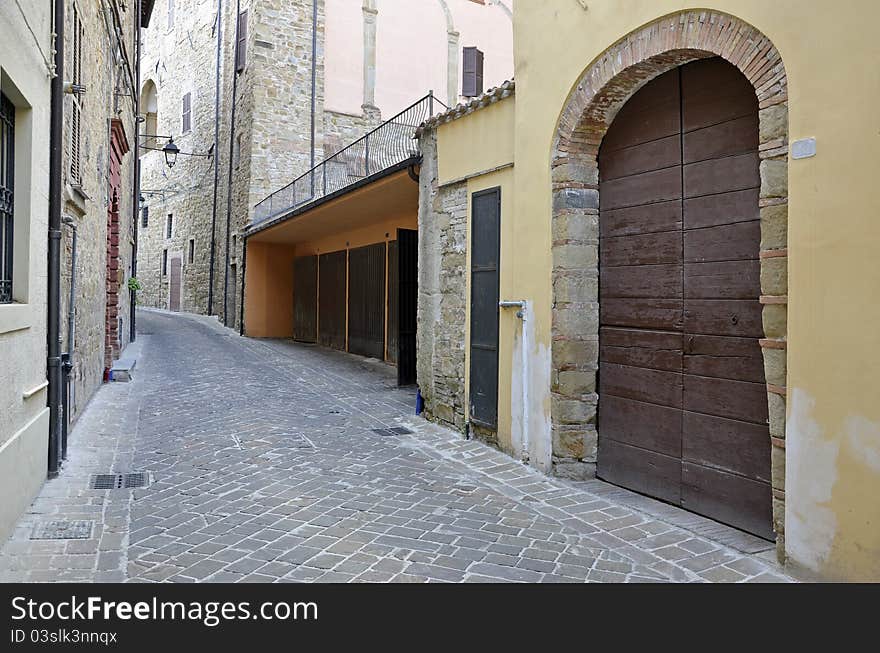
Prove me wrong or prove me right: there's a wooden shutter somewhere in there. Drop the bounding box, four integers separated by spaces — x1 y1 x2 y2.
182 92 191 132
69 6 83 185
462 46 484 98
236 10 248 73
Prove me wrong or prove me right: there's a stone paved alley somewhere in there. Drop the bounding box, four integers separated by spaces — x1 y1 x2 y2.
0 310 794 583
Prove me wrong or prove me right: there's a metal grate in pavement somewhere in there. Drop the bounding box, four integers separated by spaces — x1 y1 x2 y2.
89 472 151 490
371 426 414 437
30 520 94 540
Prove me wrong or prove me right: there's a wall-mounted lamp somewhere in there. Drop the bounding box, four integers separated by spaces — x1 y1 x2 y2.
139 134 211 169
162 138 180 168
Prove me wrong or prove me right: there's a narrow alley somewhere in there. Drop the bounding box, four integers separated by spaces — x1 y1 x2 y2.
0 310 792 584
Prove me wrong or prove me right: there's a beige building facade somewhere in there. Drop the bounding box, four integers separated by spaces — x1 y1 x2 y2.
0 0 53 543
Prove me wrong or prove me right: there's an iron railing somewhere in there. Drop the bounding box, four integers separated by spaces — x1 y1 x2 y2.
251 93 444 227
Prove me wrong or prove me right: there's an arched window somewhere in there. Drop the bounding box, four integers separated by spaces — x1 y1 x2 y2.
140 80 158 152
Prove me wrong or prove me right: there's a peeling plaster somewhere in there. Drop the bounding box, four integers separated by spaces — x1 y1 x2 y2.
786 388 839 574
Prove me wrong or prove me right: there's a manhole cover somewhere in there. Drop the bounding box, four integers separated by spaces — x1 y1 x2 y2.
89 472 151 489
31 520 93 540
371 427 413 437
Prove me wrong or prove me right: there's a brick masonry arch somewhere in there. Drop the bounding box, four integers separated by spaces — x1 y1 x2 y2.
550 10 789 556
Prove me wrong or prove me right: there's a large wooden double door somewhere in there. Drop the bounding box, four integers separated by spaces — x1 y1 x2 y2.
597 57 772 539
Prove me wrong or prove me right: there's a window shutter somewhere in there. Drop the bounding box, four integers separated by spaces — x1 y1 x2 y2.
182 93 191 133
236 10 248 73
462 46 484 98
69 7 84 185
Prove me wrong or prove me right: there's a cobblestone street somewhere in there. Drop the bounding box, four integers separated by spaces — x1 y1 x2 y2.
0 309 793 583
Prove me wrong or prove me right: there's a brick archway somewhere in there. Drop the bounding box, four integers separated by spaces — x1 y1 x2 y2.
550 11 788 555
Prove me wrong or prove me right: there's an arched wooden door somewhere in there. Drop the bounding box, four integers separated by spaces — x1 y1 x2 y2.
597 57 772 539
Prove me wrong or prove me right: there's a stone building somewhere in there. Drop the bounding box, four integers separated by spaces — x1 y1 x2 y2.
0 0 152 543
60 0 143 425
138 0 513 332
414 0 880 582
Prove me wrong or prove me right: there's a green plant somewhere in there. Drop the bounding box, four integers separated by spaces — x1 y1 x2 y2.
127 276 142 292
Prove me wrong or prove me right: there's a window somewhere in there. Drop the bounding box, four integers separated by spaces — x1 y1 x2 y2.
462 46 484 98
167 0 174 29
188 239 194 264
141 205 148 229
0 93 14 304
235 10 248 73
162 249 168 276
141 80 158 152
166 213 173 239
69 5 84 185
182 92 191 133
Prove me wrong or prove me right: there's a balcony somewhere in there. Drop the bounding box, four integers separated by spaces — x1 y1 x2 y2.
250 93 444 230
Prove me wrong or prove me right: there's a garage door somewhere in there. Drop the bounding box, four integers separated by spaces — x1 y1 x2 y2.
347 242 386 359
318 250 347 350
597 57 772 539
293 255 317 343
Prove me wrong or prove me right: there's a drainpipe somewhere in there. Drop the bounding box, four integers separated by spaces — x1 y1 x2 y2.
310 0 318 175
130 0 142 343
208 0 223 317
222 0 241 325
61 216 77 460
238 233 247 336
47 0 64 477
500 300 529 462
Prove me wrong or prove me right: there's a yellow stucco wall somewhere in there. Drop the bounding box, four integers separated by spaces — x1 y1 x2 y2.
438 96 515 186
510 1 880 580
437 97 519 456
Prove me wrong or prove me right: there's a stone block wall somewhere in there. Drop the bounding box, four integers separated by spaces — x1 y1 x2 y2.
139 0 224 316
416 129 467 432
60 0 138 422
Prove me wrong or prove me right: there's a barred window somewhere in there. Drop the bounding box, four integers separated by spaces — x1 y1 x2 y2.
141 205 149 229
69 5 84 186
0 92 14 304
162 249 168 276
166 213 173 239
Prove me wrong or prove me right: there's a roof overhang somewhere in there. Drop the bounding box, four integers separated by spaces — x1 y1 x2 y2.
247 165 420 245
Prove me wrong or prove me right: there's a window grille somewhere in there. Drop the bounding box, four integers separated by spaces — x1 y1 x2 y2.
0 92 14 303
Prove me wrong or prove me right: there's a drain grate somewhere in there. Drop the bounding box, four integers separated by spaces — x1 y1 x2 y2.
31 520 94 540
371 426 414 437
89 472 150 490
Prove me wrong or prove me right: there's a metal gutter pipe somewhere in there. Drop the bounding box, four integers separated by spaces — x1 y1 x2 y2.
500 300 529 462
222 0 241 325
47 0 64 477
131 0 142 343
61 216 77 460
208 0 223 317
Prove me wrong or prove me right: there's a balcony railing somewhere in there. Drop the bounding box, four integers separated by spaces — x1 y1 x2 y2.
251 93 444 228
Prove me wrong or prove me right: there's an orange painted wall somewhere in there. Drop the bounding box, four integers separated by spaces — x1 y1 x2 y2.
294 213 417 361
243 242 297 338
